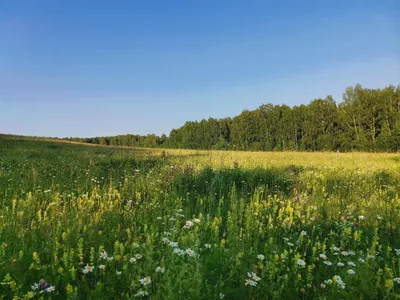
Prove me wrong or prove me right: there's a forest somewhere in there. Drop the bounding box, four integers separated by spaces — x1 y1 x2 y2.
66 84 400 151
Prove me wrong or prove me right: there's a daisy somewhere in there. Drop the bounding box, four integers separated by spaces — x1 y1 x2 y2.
347 261 356 267
333 247 340 252
297 259 306 267
219 293 225 299
185 248 195 257
135 291 149 297
169 241 178 248
205 244 212 249
287 242 294 247
31 283 39 291
323 261 332 266
116 271 122 275
193 218 201 223
245 279 257 286
155 266 165 273
393 278 400 284
162 238 170 244
174 248 185 256
98 265 105 270
347 269 356 275
324 279 333 285
252 274 262 281
321 283 326 289
300 231 307 236
319 253 327 260
139 277 152 285
333 275 342 283
46 286 55 293
107 256 114 261
358 258 365 263
358 215 364 220
135 254 142 260
337 262 345 267
257 254 265 260
99 251 108 260
83 265 94 274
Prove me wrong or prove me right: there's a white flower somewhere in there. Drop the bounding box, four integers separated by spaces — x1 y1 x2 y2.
333 275 342 283
193 218 201 223
333 247 340 252
300 231 307 236
319 253 327 260
31 283 39 291
347 261 356 267
321 283 326 289
341 251 349 256
376 215 382 220
247 272 256 278
287 242 294 247
283 238 289 242
155 266 165 273
46 286 55 293
358 258 365 263
99 251 108 260
186 220 193 227
169 241 178 248
162 238 170 244
393 278 400 284
83 265 94 274
185 248 195 257
252 274 262 281
107 256 114 261
98 264 105 270
347 269 356 275
174 248 185 256
135 254 142 260
135 290 149 297
139 277 152 285
157 217 162 220
366 254 375 259
358 215 364 220
205 244 212 249
257 254 265 260
219 293 225 299
130 257 137 263
116 270 122 275
337 262 345 267
177 209 183 212
323 261 332 266
337 280 346 289
297 259 306 267
324 279 333 285
133 243 140 248
163 232 171 236
245 279 257 286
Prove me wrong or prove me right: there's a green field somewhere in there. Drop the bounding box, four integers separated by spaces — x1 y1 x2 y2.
0 135 399 299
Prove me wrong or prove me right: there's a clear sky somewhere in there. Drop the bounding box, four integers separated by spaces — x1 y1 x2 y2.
1 0 399 138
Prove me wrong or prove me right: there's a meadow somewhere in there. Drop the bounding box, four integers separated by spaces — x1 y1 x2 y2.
0 135 399 299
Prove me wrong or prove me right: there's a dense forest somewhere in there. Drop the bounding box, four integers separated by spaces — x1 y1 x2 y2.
66 84 400 152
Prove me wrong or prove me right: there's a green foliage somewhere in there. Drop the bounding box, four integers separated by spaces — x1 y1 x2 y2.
0 137 399 299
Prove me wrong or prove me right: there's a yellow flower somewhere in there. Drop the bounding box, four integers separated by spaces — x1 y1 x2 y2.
58 267 64 274
385 279 394 289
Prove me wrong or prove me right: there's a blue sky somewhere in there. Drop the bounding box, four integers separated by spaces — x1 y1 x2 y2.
1 0 399 137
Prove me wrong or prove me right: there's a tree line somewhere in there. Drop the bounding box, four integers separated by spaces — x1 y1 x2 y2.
66 84 400 152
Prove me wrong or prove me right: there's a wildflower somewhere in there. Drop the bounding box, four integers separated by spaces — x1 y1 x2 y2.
393 278 400 284
297 259 306 267
347 261 356 267
283 238 289 242
169 241 178 248
252 274 262 281
162 238 170 244
177 209 183 212
99 251 108 259
98 265 105 270
333 247 340 252
348 251 355 256
139 277 152 285
257 254 265 260
319 253 327 260
46 286 55 293
376 215 382 220
321 283 326 289
337 280 346 289
116 271 122 275
155 266 165 273
324 279 333 285
358 258 365 263
366 254 375 260
205 244 212 249
341 251 349 256
347 269 356 275
133 243 140 248
358 215 364 220
130 257 137 263
287 242 294 247
135 291 149 297
333 275 342 283
174 248 185 256
31 283 39 291
219 293 225 299
245 279 257 286
337 262 345 267
186 220 193 227
394 249 400 256
83 265 94 274
323 261 333 266
135 254 142 260
39 280 49 288
163 232 171 236
300 231 307 236
156 217 162 220
193 218 201 223
107 256 114 261
185 248 195 257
